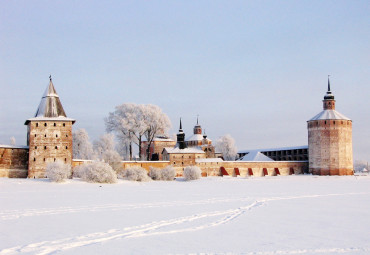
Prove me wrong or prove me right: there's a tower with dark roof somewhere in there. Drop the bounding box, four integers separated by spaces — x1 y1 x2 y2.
307 78 353 175
176 118 187 149
25 77 75 178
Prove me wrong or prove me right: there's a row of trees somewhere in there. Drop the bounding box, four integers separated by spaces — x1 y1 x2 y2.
73 103 238 161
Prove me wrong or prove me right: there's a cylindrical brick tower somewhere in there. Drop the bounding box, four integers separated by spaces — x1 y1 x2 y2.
307 78 353 175
25 77 75 178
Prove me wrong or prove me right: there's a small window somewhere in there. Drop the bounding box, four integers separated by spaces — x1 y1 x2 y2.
325 121 327 125
66 146 68 149
55 146 58 149
54 158 56 162
65 158 67 162
54 123 56 127
33 158 36 161
44 123 47 127
63 123 65 127
44 146 47 149
43 158 45 162
35 146 37 149
35 134 37 137
44 134 46 138
56 134 58 138
36 123 39 127
66 134 68 137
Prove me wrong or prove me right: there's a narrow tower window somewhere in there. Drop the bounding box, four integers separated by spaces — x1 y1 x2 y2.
54 123 56 126
36 123 39 127
44 123 47 127
63 123 65 127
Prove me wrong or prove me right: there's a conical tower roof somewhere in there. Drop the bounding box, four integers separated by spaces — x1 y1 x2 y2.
35 77 66 118
25 77 75 124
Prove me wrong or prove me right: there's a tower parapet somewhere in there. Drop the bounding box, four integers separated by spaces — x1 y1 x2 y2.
25 77 75 178
307 78 353 175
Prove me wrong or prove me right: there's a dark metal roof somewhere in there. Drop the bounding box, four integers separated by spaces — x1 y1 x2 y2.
34 78 67 118
25 77 75 125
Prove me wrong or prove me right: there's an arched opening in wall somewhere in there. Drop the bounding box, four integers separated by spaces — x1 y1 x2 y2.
234 168 240 176
248 168 253 176
289 167 294 175
35 146 37 149
54 123 56 127
33 158 36 161
66 146 68 149
54 158 56 162
220 166 228 176
36 123 38 127
65 158 67 162
44 146 47 149
56 134 58 138
55 146 58 149
274 168 280 175
262 168 268 176
63 123 65 127
44 123 47 127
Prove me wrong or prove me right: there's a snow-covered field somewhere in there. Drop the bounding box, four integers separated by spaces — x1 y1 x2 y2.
1 175 370 255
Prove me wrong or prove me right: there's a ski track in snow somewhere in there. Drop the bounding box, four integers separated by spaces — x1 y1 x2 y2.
0 192 368 255
0 197 254 220
182 246 370 254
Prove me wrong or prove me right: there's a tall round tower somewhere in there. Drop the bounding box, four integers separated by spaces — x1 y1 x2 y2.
307 78 353 175
25 77 75 178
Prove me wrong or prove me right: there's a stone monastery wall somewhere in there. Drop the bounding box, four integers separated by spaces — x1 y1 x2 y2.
72 159 308 177
0 147 29 178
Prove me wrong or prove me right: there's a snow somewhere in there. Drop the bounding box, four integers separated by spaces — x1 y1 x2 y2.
163 147 205 154
25 116 76 123
186 134 207 142
239 151 274 161
309 109 351 121
1 176 370 254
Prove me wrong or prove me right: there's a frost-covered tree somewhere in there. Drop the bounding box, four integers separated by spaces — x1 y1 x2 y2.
148 166 176 181
46 161 72 182
183 166 201 181
143 104 171 160
161 165 176 181
119 166 151 182
10 137 16 146
93 133 122 172
105 103 171 160
73 129 94 159
215 134 237 161
80 161 117 183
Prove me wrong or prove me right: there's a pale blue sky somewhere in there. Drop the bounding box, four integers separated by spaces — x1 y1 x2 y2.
1 0 369 161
